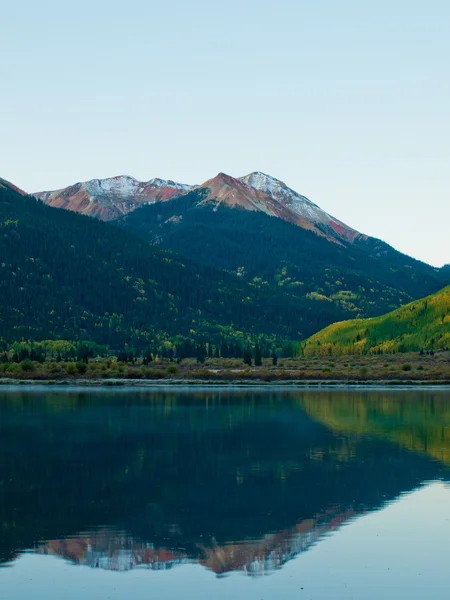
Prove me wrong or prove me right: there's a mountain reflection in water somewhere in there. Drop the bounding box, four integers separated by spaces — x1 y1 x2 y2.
1 389 449 576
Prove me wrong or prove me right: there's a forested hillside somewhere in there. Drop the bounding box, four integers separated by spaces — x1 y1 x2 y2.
120 190 450 320
302 286 450 355
0 180 338 351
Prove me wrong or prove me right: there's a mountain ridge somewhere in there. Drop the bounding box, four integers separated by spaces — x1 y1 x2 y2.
240 171 363 243
33 175 194 220
33 170 364 246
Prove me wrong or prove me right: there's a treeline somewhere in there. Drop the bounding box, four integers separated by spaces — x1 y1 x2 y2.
0 337 298 365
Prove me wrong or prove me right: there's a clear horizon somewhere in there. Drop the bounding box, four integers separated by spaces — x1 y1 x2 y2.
2 0 449 267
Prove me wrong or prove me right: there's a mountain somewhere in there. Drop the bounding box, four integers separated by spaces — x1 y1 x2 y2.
31 168 450 271
119 177 450 323
33 175 193 221
193 172 342 242
240 171 362 243
20 169 450 344
33 171 362 245
302 285 450 355
0 177 324 348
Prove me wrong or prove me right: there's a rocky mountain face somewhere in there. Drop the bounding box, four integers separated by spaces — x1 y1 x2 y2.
33 175 193 221
33 171 363 245
194 172 349 244
239 171 363 243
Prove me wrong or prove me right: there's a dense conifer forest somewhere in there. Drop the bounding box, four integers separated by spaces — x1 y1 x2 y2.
120 190 449 321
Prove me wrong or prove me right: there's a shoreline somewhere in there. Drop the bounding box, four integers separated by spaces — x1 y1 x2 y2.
2 377 450 390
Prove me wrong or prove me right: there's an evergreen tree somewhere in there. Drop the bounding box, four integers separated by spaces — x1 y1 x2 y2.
77 344 90 364
254 343 262 366
196 344 206 364
271 350 278 366
117 350 128 363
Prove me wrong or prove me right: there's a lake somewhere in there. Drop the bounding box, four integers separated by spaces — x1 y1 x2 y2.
1 387 450 599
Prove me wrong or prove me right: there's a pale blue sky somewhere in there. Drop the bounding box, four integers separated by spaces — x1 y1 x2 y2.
2 0 449 266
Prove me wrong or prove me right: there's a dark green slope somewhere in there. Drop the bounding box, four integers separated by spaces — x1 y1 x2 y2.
0 181 326 347
119 190 450 322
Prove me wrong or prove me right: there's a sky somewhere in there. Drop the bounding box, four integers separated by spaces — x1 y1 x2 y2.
2 0 449 266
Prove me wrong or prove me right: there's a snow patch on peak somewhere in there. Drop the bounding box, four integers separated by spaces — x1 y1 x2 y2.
82 175 193 199
240 171 360 242
241 171 282 189
147 178 193 191
85 176 140 198
241 171 320 209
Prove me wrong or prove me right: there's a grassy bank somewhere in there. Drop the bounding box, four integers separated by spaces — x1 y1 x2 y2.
1 352 450 384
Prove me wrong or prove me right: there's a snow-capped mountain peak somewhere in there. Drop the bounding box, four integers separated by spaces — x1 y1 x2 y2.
241 171 319 208
33 169 363 244
239 172 362 243
34 176 194 221
148 178 192 191
84 175 140 198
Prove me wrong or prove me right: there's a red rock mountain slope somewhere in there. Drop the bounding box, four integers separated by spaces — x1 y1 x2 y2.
33 171 364 244
0 177 27 196
33 176 193 221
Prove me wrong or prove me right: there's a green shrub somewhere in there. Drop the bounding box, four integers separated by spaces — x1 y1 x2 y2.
66 363 77 375
402 364 412 371
145 369 165 379
126 368 139 379
167 365 178 375
20 359 35 372
76 361 88 374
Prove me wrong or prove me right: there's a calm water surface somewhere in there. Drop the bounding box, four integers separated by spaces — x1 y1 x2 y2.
1 388 450 599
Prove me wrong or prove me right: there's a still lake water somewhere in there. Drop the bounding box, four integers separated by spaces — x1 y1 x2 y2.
1 387 450 599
